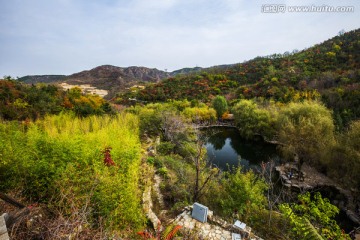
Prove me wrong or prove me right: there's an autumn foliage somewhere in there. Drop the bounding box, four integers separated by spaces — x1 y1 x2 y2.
103 146 115 166
0 79 113 121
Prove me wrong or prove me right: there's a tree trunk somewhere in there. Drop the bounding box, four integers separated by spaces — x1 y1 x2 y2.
297 158 304 181
194 159 200 202
0 192 25 208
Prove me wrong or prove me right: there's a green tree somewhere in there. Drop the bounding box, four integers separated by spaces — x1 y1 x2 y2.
280 192 350 239
232 99 275 139
212 95 228 119
215 167 267 220
138 107 163 136
326 120 360 189
182 106 216 123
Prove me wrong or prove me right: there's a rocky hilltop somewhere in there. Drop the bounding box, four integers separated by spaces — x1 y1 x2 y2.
67 65 169 85
18 65 170 99
64 65 170 98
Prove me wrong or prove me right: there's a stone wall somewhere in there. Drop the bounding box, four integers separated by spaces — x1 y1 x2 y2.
171 206 263 240
0 213 9 240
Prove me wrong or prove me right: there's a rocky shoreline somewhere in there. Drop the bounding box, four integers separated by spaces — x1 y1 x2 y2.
275 162 360 227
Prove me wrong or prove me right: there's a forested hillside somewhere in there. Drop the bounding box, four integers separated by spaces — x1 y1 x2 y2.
128 28 360 127
135 73 238 102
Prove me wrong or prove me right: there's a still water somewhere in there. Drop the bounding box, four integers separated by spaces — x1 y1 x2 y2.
203 127 356 232
203 127 280 171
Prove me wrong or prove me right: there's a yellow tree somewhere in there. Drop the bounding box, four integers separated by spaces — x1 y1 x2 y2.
277 101 335 174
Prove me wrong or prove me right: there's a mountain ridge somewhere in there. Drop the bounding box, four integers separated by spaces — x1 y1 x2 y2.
18 65 170 83
17 28 360 104
18 65 171 99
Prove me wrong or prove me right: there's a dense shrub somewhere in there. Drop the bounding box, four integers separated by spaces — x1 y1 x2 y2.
157 141 175 155
0 113 145 233
232 99 276 139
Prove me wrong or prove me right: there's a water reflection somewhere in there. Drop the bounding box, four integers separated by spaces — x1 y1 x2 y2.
203 127 279 171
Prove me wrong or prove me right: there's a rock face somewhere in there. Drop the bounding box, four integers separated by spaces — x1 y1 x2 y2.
0 213 9 240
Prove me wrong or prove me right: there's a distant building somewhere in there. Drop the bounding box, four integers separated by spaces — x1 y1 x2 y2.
130 85 145 92
222 113 234 121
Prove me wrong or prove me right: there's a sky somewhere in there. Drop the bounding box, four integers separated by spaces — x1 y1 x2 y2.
0 0 359 77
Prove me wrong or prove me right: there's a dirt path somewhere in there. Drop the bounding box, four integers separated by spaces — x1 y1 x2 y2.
153 174 168 218
140 137 169 230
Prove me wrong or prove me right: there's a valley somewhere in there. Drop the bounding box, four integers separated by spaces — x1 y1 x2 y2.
1 29 360 240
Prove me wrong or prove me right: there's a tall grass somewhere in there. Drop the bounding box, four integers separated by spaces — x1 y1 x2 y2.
0 113 145 233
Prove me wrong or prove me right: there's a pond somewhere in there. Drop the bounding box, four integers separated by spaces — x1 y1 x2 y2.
202 127 280 171
202 127 358 232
